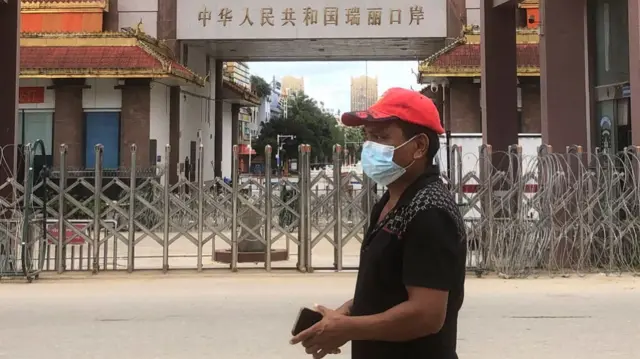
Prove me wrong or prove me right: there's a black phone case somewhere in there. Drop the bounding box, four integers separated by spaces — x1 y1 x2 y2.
291 307 323 336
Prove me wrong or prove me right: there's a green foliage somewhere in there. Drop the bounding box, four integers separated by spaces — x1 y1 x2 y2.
343 126 365 159
250 75 272 99
254 92 345 163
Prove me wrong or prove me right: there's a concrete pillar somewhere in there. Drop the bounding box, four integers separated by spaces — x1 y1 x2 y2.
157 0 179 56
231 104 240 148
119 79 151 168
0 0 19 185
539 0 589 149
481 1 519 222
628 0 640 145
169 86 180 184
156 0 180 182
480 0 519 156
104 0 119 32
214 60 223 178
231 104 240 173
53 79 86 168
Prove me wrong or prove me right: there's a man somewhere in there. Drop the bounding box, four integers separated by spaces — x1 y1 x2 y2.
291 88 466 358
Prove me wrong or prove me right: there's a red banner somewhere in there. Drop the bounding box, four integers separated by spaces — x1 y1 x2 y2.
19 86 45 104
47 223 89 245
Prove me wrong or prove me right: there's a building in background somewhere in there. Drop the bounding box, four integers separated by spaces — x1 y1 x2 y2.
223 62 251 90
520 0 540 29
350 75 378 111
454 0 639 154
281 75 304 96
252 97 271 134
16 0 259 183
418 25 541 134
587 0 632 153
269 77 283 118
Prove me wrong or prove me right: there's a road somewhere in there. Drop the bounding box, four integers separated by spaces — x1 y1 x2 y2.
1 273 638 359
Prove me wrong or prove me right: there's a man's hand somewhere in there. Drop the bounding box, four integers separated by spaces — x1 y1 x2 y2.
335 299 353 316
290 305 351 359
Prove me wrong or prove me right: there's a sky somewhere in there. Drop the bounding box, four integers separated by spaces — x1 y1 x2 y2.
247 61 420 114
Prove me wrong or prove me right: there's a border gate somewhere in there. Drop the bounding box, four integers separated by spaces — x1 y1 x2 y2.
2 142 640 280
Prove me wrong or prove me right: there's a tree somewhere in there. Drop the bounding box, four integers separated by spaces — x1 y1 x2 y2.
250 75 271 99
342 126 365 162
254 91 344 164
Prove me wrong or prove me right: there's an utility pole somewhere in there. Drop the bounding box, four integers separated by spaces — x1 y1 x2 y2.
276 134 296 174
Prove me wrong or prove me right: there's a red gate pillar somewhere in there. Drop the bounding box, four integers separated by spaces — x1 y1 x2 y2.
0 0 20 186
480 0 519 159
539 0 589 150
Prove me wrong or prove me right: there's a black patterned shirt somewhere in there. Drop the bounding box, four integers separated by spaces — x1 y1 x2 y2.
351 167 466 359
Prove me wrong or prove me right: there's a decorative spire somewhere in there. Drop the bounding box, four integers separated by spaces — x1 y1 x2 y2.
135 19 144 34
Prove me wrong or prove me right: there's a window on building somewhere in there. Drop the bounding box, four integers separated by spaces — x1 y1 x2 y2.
182 44 189 66
189 141 197 181
19 110 54 153
84 112 121 169
517 86 523 133
205 56 211 82
18 110 54 172
603 2 610 72
150 139 158 166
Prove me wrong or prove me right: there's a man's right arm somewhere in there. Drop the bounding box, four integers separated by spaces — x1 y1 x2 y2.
336 299 353 315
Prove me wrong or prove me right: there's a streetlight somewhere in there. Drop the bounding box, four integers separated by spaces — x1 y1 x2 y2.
276 134 296 174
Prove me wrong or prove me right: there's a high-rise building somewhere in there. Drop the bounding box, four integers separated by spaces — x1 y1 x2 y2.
270 77 283 118
281 75 304 96
223 62 251 89
350 75 378 111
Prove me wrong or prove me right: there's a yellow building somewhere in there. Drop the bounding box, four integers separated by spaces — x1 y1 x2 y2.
224 62 252 90
281 75 304 96
350 75 378 111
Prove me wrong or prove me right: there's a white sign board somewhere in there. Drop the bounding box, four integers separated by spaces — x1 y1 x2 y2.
177 0 447 40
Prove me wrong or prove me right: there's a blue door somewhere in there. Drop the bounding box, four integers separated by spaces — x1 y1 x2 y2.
85 112 120 168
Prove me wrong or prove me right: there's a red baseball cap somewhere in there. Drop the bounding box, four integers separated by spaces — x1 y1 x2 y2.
341 87 444 135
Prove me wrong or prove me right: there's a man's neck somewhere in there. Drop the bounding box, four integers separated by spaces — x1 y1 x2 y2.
386 172 422 205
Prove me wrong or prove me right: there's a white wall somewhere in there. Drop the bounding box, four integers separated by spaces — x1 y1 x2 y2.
150 83 171 167
466 0 480 26
435 134 543 180
83 79 122 109
117 0 158 36
179 45 216 180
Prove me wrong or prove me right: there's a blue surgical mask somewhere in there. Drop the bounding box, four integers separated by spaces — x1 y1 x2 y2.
361 137 416 186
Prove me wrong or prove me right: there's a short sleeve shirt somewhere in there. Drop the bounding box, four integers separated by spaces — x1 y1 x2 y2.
350 167 467 359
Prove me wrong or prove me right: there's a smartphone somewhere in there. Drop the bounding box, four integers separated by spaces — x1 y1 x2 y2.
291 307 323 336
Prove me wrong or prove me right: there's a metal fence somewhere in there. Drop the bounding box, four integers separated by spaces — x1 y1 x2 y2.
1 142 640 280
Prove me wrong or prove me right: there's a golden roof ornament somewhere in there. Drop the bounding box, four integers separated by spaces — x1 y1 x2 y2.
135 19 144 34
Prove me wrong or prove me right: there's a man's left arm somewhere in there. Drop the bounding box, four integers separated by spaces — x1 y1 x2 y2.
344 209 460 342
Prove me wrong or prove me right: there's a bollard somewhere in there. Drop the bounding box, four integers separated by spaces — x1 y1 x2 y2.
231 145 239 272
264 145 273 271
303 145 313 272
127 144 137 272
333 145 343 271
162 145 171 273
197 142 205 271
297 144 307 272
57 144 67 273
92 144 104 274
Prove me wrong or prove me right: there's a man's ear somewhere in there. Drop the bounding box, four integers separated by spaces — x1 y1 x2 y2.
413 134 429 160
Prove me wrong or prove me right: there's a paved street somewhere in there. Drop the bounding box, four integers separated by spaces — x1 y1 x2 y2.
1 273 639 359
